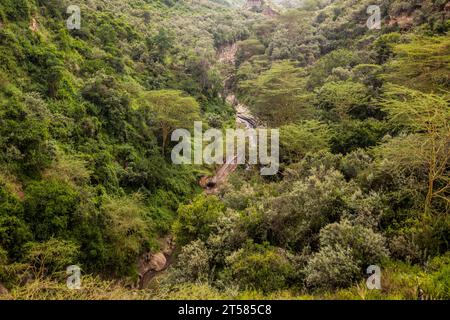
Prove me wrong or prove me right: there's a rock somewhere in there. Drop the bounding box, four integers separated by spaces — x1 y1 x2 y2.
137 252 167 276
149 253 167 272
162 237 175 256
0 283 9 296
199 176 210 188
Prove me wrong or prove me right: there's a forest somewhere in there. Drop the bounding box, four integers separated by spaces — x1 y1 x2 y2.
0 0 449 300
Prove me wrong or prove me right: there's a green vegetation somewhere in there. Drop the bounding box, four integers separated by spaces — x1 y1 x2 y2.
0 0 449 300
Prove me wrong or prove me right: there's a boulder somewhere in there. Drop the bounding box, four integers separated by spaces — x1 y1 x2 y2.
149 253 167 272
137 252 167 275
0 283 9 296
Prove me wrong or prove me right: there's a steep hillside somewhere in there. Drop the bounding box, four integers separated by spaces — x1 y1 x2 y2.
0 0 249 285
0 0 449 300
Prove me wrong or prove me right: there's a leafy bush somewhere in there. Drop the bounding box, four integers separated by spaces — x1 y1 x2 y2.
99 195 152 276
0 94 54 176
316 80 370 120
174 194 226 246
304 245 359 291
24 179 80 241
0 179 30 259
236 39 266 66
24 238 80 277
304 219 388 291
172 240 211 283
223 242 293 293
308 49 361 89
330 119 387 154
207 209 249 266
267 167 360 249
319 220 389 268
340 149 372 180
279 121 330 165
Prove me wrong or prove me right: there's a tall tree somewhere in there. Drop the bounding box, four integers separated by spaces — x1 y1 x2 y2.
138 90 200 154
381 85 450 215
239 61 314 126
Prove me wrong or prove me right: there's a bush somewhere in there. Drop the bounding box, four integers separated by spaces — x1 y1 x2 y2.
172 240 210 283
316 81 370 120
0 95 54 176
304 219 389 291
0 180 30 260
305 245 359 291
223 242 293 293
1 0 32 21
173 194 225 246
207 209 249 266
330 119 387 154
279 121 330 165
308 49 361 89
340 149 372 180
426 253 450 299
267 167 360 249
24 238 80 277
319 220 389 268
236 39 266 66
24 179 80 241
99 195 152 276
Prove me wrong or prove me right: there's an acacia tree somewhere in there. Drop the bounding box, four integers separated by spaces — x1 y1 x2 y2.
139 90 200 154
384 36 450 93
381 85 450 216
316 80 370 121
239 61 314 127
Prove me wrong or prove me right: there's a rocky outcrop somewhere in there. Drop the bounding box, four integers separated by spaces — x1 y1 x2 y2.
137 236 175 288
0 283 9 296
199 176 211 189
138 252 167 276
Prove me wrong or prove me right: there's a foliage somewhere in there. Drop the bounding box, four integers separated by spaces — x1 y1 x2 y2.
279 121 330 165
316 80 370 120
173 194 226 246
171 240 211 283
223 242 293 293
138 90 201 153
24 238 80 277
304 245 360 291
319 220 389 268
0 0 449 300
240 61 314 126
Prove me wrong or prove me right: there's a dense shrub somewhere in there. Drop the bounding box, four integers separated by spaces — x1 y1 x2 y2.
24 238 80 277
24 179 80 241
304 245 359 291
98 195 152 275
319 220 389 267
174 194 226 246
172 240 211 283
279 121 330 165
0 179 30 259
267 167 360 249
0 94 54 176
304 219 389 291
330 119 387 154
223 242 293 293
